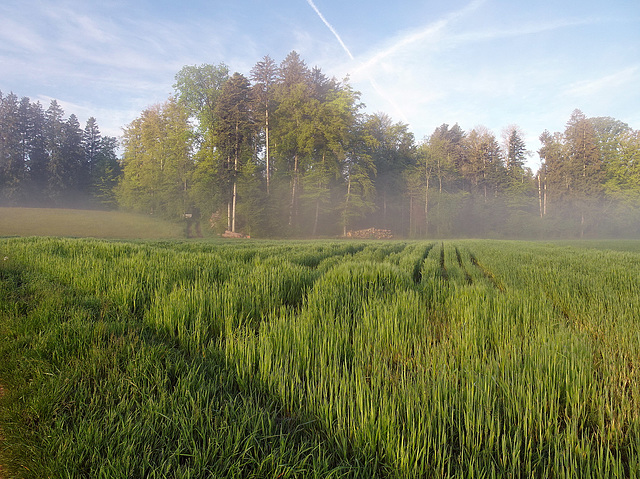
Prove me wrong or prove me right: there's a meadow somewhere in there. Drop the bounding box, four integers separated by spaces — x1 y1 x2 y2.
0 207 184 239
0 237 639 477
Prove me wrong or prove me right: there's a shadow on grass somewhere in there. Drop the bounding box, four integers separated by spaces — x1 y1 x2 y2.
0 259 385 478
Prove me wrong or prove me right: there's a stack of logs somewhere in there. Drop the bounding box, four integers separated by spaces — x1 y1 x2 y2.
345 228 393 239
222 230 250 239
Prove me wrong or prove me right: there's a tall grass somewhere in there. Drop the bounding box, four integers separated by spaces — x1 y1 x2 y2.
0 237 639 477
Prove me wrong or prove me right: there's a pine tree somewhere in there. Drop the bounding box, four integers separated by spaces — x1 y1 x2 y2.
250 55 278 195
82 117 102 192
0 93 24 203
26 101 49 203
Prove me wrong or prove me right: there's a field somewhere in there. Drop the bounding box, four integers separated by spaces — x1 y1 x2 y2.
0 237 639 477
0 207 184 239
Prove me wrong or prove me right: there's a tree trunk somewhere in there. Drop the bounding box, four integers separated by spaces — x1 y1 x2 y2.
538 174 543 218
231 179 237 232
409 195 413 238
425 175 430 236
313 198 320 237
232 130 239 232
383 191 387 228
343 175 351 237
265 107 270 195
289 154 298 228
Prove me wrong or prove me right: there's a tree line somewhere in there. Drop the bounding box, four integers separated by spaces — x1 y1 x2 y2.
0 92 120 208
2 51 639 238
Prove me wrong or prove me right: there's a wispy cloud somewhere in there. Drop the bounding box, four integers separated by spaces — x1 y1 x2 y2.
565 66 639 98
305 0 487 122
447 16 600 46
351 0 486 77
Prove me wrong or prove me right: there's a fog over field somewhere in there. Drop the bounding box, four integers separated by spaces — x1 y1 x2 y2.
1 1 639 239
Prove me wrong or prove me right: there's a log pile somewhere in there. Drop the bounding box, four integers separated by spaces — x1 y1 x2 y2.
345 228 393 239
221 230 251 239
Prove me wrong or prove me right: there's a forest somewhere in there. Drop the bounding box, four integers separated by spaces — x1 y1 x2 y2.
2 51 640 238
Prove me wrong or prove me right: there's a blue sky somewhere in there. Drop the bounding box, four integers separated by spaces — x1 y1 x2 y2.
1 0 639 169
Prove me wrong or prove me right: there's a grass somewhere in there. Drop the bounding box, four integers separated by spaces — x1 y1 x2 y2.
0 237 639 477
0 207 185 239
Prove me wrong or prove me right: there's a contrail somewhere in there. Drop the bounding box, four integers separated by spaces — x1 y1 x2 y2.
305 0 409 121
305 0 354 60
352 0 486 76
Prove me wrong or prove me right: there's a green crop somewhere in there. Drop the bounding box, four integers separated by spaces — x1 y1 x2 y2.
0 237 638 477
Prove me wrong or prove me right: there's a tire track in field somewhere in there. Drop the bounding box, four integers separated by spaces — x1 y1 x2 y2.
468 252 505 292
439 243 449 281
454 246 473 285
412 243 436 284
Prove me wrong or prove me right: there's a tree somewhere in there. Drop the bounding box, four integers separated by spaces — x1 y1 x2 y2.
300 77 358 236
364 113 415 233
173 63 230 128
564 109 604 236
25 101 49 203
340 118 376 236
603 128 640 207
118 98 193 219
173 63 230 223
250 55 278 195
91 136 120 208
502 125 527 180
214 72 256 233
45 100 70 202
82 117 102 193
273 51 312 231
0 92 24 203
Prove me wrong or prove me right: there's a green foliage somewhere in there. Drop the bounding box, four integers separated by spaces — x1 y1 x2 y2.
4 59 640 239
117 98 193 220
0 94 119 207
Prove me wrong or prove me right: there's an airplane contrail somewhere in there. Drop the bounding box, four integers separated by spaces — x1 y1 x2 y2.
304 0 409 122
352 0 486 76
305 0 354 60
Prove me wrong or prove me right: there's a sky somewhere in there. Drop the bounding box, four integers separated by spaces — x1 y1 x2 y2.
1 0 639 170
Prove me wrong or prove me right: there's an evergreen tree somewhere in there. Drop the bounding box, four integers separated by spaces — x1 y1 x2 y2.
26 101 49 203
62 114 85 198
45 100 68 201
82 117 102 193
0 92 24 203
503 125 527 179
91 136 120 208
250 55 278 195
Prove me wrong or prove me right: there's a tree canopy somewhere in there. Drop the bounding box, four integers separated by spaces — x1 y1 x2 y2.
2 53 640 238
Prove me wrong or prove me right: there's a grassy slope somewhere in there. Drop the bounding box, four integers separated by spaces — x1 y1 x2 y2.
0 207 185 240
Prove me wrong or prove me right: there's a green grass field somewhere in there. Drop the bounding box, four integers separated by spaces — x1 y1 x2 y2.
0 207 185 239
0 237 639 477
